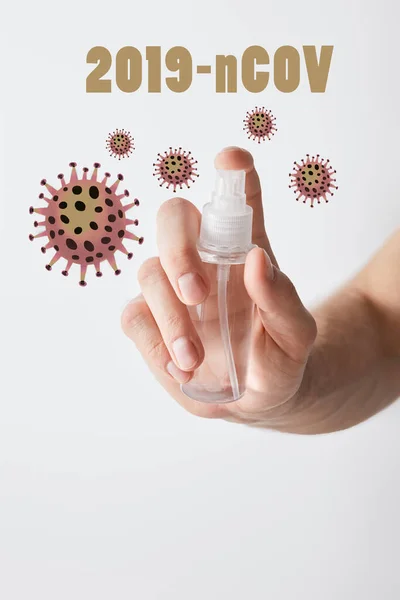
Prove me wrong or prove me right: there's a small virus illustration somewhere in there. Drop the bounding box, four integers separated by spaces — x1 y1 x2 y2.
153 147 199 192
29 163 143 286
243 107 277 143
289 154 338 207
106 128 134 160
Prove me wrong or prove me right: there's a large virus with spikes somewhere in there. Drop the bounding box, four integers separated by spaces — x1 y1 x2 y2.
289 154 338 207
243 107 277 143
153 147 199 192
29 162 143 286
106 128 134 160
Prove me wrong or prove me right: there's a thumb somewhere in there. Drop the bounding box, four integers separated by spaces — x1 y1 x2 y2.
244 247 317 365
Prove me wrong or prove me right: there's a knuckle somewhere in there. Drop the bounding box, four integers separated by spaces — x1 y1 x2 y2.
137 257 166 286
289 316 318 363
157 196 193 223
165 245 199 273
121 300 148 337
164 311 183 333
146 337 167 364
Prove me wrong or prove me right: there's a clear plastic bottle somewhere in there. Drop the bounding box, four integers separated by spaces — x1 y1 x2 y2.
181 169 255 404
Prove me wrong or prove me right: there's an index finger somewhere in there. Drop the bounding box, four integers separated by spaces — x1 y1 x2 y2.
214 147 278 266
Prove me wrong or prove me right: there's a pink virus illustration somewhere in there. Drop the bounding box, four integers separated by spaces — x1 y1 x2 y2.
289 154 338 207
243 107 277 143
153 147 199 192
29 162 143 286
106 128 134 160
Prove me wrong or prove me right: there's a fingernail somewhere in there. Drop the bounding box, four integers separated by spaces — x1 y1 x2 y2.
167 361 191 384
178 272 207 305
172 336 199 370
263 250 275 281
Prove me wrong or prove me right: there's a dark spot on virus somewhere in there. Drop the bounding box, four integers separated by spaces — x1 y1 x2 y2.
75 201 86 212
89 186 99 200
66 238 78 250
90 222 98 230
72 186 82 195
60 215 70 224
84 241 94 252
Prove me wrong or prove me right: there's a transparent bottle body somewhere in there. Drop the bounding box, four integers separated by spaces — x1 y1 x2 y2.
181 246 254 404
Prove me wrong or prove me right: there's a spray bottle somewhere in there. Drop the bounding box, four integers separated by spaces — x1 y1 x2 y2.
181 169 255 404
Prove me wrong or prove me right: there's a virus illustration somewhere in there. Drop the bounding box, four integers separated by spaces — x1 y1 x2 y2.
29 162 143 286
153 147 199 192
289 154 338 207
106 128 134 160
243 107 277 143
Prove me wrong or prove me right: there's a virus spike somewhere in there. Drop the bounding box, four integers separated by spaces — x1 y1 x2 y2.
69 163 78 184
153 148 199 192
30 207 48 217
110 175 123 194
30 231 47 240
79 265 88 287
30 164 144 285
117 243 132 258
57 174 66 188
101 172 111 185
62 260 73 276
46 252 62 270
38 192 51 203
289 154 338 207
243 107 277 144
93 259 103 277
43 182 58 196
122 200 139 212
90 163 100 182
125 231 144 244
107 255 121 275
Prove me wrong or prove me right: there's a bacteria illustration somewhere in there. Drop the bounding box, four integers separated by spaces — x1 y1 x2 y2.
106 128 134 160
289 155 338 207
243 107 277 143
153 147 199 192
29 162 143 286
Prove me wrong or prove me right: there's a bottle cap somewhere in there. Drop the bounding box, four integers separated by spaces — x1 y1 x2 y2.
199 169 253 252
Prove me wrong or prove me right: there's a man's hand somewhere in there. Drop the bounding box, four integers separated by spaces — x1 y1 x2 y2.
121 147 317 424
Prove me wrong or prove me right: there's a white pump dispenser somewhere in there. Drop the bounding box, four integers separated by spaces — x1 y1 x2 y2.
199 169 253 253
181 168 255 404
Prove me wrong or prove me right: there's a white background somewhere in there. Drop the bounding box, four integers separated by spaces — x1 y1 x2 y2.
1 0 400 598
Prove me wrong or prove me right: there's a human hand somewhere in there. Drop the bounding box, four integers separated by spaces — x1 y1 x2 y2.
122 147 317 425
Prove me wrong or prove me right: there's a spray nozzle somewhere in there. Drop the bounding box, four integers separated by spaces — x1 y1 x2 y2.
199 168 253 252
212 169 246 213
